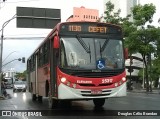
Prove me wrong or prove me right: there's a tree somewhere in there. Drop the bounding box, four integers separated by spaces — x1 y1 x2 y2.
126 4 160 92
15 70 26 80
104 1 122 24
104 2 160 92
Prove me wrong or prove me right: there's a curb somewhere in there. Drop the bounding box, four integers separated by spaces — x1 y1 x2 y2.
127 90 160 94
0 96 5 100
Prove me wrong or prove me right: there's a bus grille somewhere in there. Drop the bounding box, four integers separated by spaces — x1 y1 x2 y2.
81 94 111 97
78 83 113 87
81 90 112 97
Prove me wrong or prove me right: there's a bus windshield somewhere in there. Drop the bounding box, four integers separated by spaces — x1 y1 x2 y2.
60 36 124 70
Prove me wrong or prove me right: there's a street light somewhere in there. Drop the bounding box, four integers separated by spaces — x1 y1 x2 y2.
0 14 17 97
2 57 25 68
2 51 18 64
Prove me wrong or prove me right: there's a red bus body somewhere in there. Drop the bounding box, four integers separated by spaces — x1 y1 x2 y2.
27 22 126 108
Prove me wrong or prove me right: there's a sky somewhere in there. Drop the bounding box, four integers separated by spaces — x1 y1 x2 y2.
0 0 160 72
0 0 104 72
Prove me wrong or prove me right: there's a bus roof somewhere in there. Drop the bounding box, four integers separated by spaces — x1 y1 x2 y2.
27 21 122 60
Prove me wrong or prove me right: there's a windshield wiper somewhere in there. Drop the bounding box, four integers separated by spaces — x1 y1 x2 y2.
76 34 90 53
76 34 91 62
100 38 109 53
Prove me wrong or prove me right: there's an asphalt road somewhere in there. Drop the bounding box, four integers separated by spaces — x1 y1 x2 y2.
0 89 160 119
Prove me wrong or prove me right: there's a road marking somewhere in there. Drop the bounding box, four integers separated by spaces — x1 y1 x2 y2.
14 105 17 109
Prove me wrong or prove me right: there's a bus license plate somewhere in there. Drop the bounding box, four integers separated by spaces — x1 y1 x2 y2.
91 90 102 95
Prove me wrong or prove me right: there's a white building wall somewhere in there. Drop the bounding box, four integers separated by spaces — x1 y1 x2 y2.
4 69 16 82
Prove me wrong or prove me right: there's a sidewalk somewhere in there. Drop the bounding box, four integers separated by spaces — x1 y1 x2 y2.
128 88 160 94
0 90 15 110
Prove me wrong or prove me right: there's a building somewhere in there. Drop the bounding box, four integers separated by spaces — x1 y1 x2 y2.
103 0 143 83
3 68 16 82
66 6 99 22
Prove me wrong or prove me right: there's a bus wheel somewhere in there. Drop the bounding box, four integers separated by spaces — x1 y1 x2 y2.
38 95 42 102
49 98 59 109
60 100 71 108
93 98 105 108
32 94 37 101
45 80 49 97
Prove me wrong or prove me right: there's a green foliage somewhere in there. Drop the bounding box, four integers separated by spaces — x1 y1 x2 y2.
15 70 26 80
104 1 122 24
138 68 144 80
132 4 156 26
104 1 160 91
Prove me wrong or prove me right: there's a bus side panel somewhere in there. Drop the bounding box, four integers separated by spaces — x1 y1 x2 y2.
30 71 36 94
37 65 50 97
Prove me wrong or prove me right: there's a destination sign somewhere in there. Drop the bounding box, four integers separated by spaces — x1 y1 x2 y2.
59 22 122 35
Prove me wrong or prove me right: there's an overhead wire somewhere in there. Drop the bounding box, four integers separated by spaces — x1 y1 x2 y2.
4 37 45 40
0 0 41 4
0 0 6 9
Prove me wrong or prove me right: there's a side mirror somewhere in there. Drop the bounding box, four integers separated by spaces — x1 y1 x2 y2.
124 48 128 59
53 36 59 48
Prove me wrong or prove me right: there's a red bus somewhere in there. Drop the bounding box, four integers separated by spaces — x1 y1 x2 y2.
27 22 127 108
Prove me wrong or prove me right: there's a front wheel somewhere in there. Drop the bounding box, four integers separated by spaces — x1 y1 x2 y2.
38 95 42 102
48 97 59 109
93 98 105 108
32 94 37 101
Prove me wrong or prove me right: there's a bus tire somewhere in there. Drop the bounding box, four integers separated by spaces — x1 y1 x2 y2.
49 98 59 109
93 98 105 108
38 95 42 102
32 94 37 101
45 80 49 97
60 100 71 108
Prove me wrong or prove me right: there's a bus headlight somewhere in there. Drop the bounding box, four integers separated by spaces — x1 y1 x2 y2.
61 77 66 83
122 77 126 82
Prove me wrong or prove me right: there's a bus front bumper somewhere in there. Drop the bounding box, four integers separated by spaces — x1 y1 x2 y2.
58 82 126 100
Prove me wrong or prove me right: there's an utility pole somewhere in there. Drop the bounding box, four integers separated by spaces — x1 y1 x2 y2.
129 55 133 90
149 53 152 92
0 14 16 96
